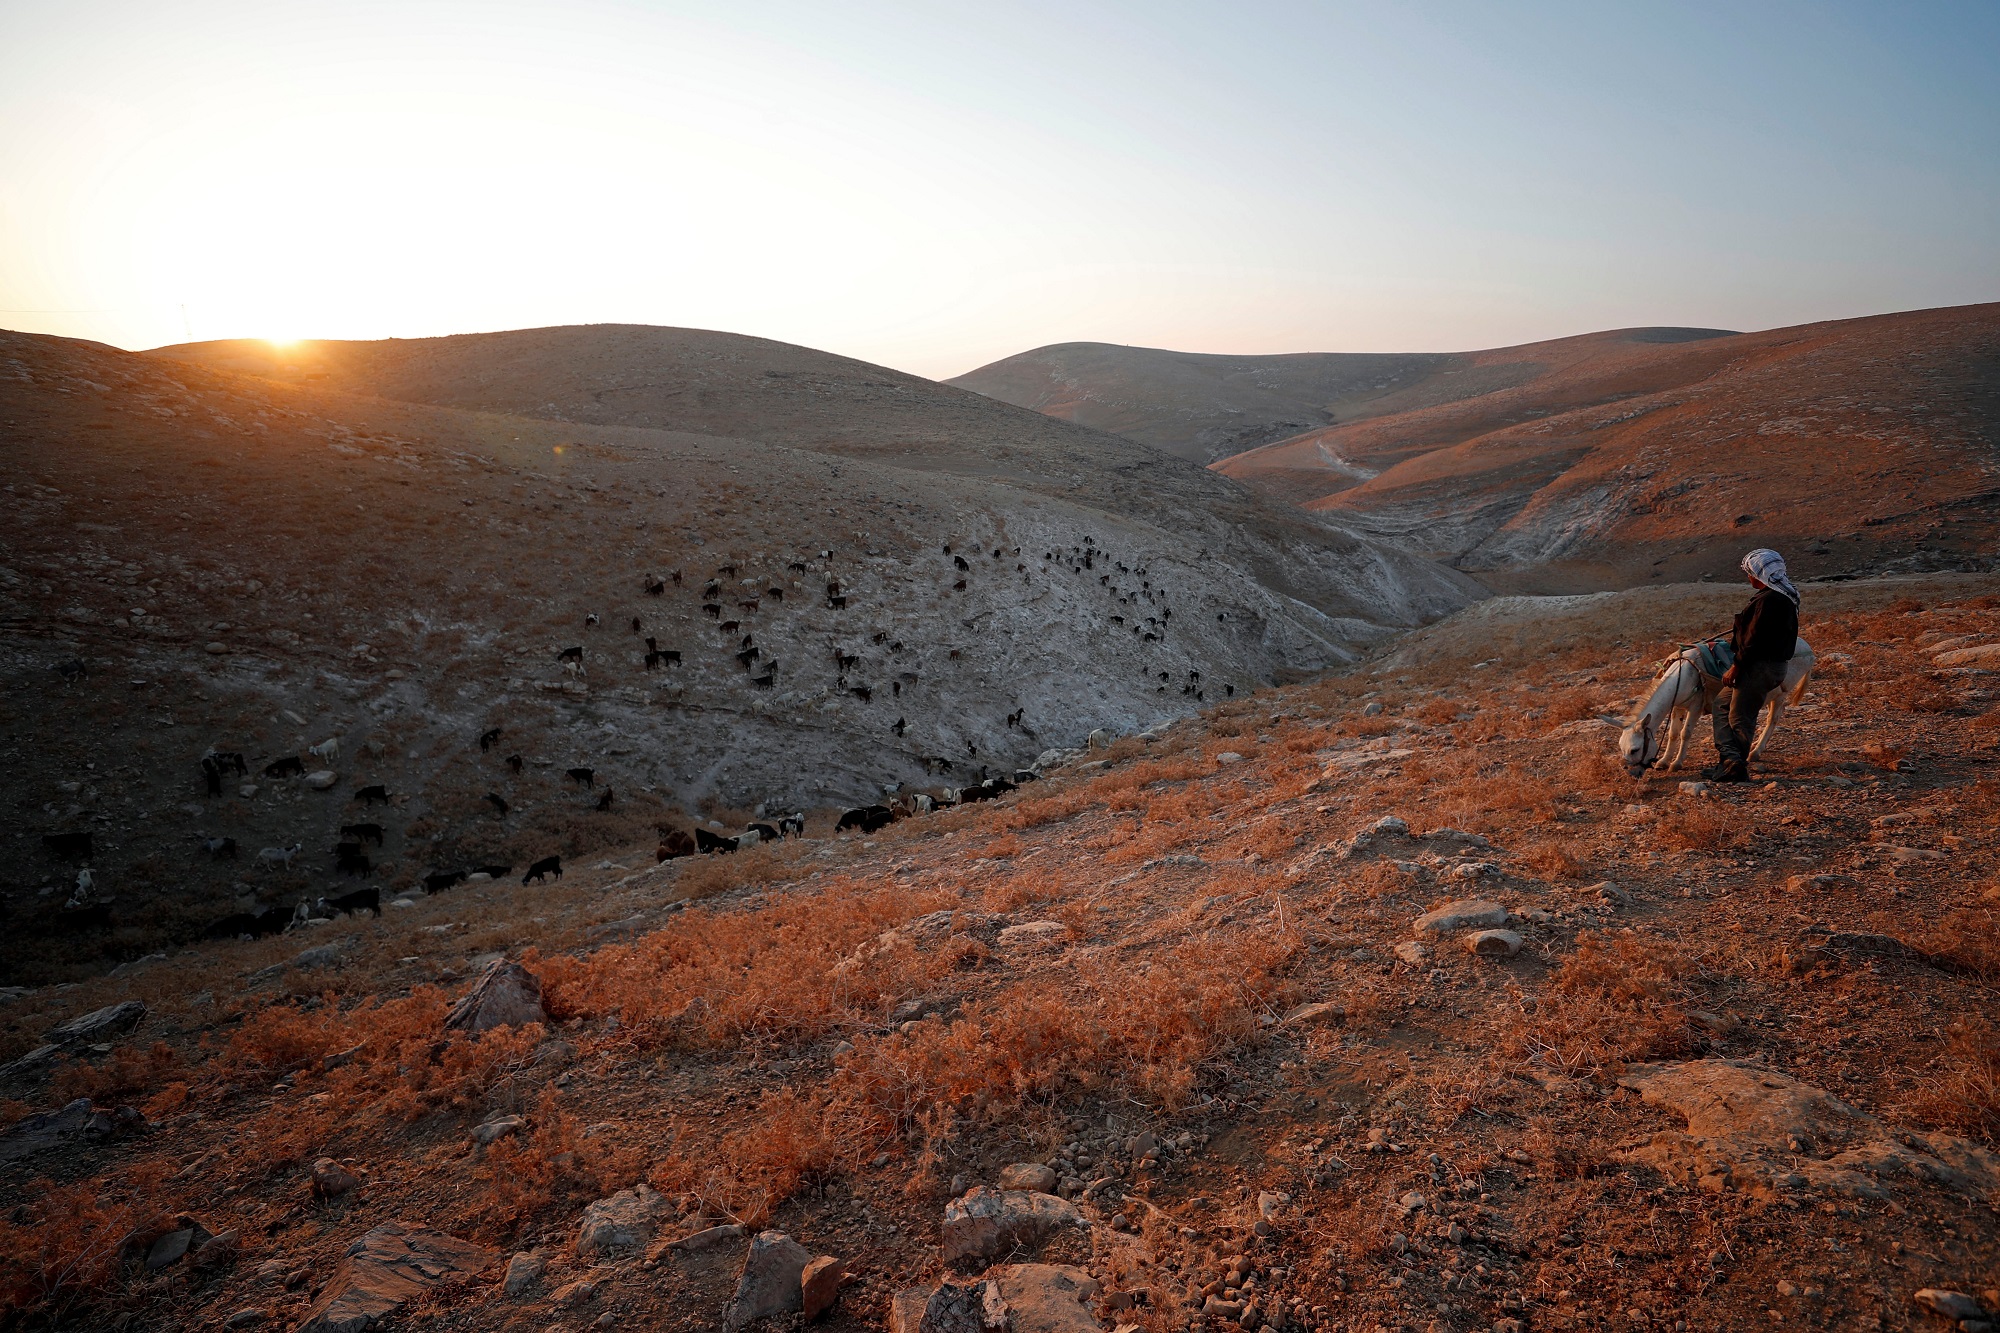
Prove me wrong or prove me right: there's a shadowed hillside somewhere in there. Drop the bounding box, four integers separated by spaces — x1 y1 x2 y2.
0 326 1474 981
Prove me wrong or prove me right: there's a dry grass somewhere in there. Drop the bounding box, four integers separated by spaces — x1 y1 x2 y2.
1511 933 1696 1078
1907 1019 2000 1144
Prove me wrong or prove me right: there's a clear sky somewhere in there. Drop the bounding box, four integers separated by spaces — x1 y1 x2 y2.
1 0 1995 378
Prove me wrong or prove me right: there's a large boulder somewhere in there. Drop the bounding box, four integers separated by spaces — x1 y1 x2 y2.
902 1266 1102 1333
1412 900 1507 935
940 1188 1083 1264
575 1183 670 1257
1617 1059 2000 1203
722 1230 812 1328
48 1000 145 1047
296 1223 495 1333
445 961 546 1035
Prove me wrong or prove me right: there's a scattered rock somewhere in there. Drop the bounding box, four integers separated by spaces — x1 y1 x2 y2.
471 1115 524 1146
995 921 1068 951
1393 941 1428 965
1933 644 2000 668
502 1249 547 1297
305 769 338 790
251 944 344 984
444 960 547 1035
48 999 145 1047
311 1158 360 1201
586 916 650 943
1280 1001 1344 1029
724 1230 812 1328
549 1278 599 1309
940 1187 1084 1263
224 1310 269 1329
662 1223 748 1254
296 1222 495 1333
0 1097 97 1160
1915 1289 1989 1321
1413 899 1507 935
1216 751 1244 764
1466 928 1523 958
801 1254 844 1320
1362 702 1384 716
988 1264 1102 1332
576 1183 671 1257
145 1219 215 1270
192 1229 239 1269
1448 861 1499 881
997 1162 1059 1192
1617 1059 2000 1203
1678 780 1711 797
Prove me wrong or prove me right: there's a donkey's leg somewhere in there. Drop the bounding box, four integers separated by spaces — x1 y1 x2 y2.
1751 696 1786 760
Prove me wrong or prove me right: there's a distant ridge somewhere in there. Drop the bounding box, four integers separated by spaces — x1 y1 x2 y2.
947 328 1738 465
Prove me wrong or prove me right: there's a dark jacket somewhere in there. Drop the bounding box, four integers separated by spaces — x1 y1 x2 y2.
1732 588 1798 666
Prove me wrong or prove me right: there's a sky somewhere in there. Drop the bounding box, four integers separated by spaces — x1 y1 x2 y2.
1 1 1996 379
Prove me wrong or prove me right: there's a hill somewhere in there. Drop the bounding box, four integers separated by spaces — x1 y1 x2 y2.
945 329 1735 466
1 571 1995 1330
0 325 1474 981
1214 304 2000 592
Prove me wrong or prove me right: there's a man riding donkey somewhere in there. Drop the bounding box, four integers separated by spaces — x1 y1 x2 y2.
1708 548 1800 783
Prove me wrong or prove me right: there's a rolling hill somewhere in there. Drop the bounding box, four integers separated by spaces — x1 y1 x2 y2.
945 328 1736 466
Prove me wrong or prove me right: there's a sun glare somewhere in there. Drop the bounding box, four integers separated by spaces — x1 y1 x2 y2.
264 337 299 351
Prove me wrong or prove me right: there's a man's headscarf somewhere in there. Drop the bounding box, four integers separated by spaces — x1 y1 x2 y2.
1741 548 1799 604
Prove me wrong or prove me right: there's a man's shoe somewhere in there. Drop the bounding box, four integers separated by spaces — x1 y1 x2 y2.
1717 763 1750 783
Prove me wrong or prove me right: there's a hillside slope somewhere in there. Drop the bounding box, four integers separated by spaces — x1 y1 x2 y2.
1 327 1474 978
945 329 1735 466
1215 304 2000 592
2 573 1995 1331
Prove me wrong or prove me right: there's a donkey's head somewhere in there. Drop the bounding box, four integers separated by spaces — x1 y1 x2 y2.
1617 713 1659 776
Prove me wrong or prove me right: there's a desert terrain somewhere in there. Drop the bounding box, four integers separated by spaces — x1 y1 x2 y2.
0 326 1471 983
0 571 1995 1333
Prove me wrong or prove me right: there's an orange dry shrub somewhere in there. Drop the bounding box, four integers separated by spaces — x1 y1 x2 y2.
51 1042 182 1106
1512 932 1695 1078
1908 1018 2000 1144
0 1161 170 1321
1651 800 1753 853
474 1090 645 1232
536 878 954 1052
1919 907 2000 977
654 935 1304 1222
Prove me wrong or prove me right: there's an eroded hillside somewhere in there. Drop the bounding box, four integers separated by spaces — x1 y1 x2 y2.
2 574 1996 1332
1217 305 2000 592
0 328 1472 982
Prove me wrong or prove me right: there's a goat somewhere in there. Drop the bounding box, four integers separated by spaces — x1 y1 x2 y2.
745 822 780 843
318 887 381 918
258 843 303 869
850 685 872 702
751 670 775 689
207 750 248 776
566 766 595 787
202 758 223 797
766 587 783 602
506 754 524 774
522 855 563 884
720 619 740 634
56 657 87 683
828 595 847 610
631 616 643 633
694 827 738 855
67 868 95 909
424 869 468 893
656 829 696 861
954 555 969 571
595 788 615 812
646 579 666 596
202 836 238 860
703 603 722 619
340 822 384 845
204 907 284 940
472 863 512 878
893 717 907 736
836 805 894 834
485 792 509 816
717 563 737 577
585 613 600 628
777 813 806 838
557 645 584 664
736 648 758 669
308 737 340 764
788 561 807 573
479 727 502 752
354 784 390 805
334 847 372 878
263 756 304 779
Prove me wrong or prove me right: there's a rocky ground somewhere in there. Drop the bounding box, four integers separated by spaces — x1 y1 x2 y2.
0 573 1994 1331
